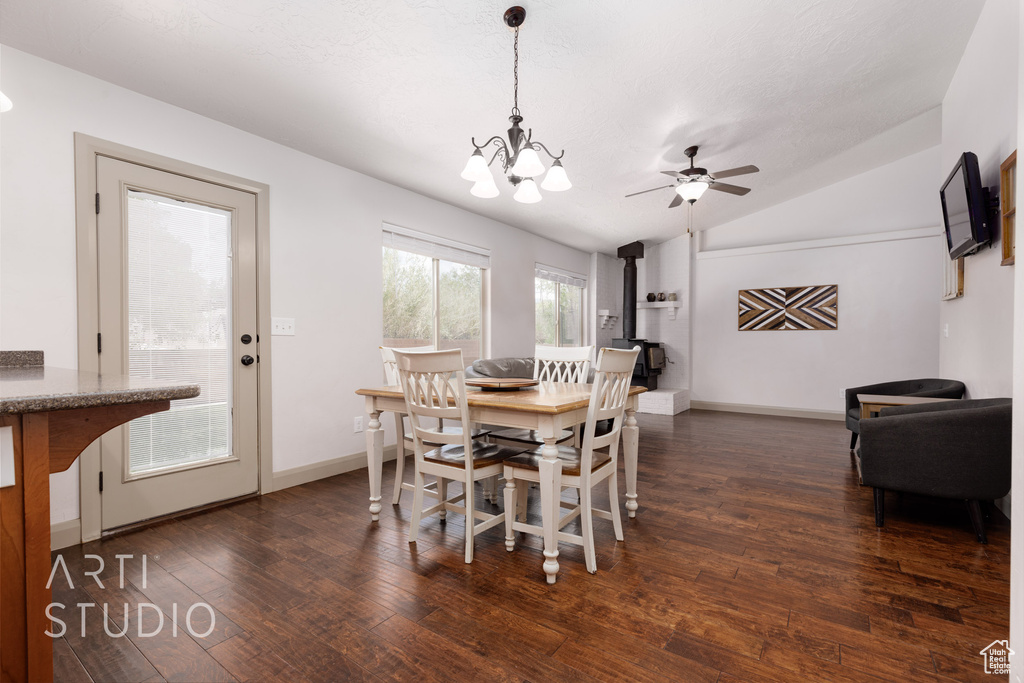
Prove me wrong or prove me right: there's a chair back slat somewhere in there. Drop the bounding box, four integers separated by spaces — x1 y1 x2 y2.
580 346 640 464
393 348 476 467
380 345 434 385
534 345 594 383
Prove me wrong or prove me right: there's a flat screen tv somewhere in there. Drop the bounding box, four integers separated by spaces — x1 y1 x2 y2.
940 151 990 259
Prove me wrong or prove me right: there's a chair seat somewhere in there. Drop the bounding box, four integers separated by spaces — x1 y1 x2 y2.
423 440 524 468
405 426 490 446
504 444 611 477
488 428 574 445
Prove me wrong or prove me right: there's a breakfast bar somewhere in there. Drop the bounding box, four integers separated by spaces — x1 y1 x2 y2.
0 351 199 683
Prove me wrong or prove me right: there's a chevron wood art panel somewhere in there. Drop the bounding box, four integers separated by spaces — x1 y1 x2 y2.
738 285 838 331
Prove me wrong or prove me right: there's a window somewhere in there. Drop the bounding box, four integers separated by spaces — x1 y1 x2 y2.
382 225 488 365
535 265 585 347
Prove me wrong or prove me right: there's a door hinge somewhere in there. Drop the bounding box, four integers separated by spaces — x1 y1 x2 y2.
97 332 102 354
95 192 100 214
99 471 104 493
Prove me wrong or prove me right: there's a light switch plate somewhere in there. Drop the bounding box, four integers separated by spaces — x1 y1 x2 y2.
272 317 296 336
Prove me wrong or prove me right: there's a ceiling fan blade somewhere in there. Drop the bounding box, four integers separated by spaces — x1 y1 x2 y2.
625 184 675 198
660 170 687 179
668 194 683 208
710 165 759 180
709 181 751 196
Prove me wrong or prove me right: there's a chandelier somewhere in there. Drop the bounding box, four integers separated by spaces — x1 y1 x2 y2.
460 6 571 203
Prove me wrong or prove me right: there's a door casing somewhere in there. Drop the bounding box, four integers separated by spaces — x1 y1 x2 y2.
74 133 274 543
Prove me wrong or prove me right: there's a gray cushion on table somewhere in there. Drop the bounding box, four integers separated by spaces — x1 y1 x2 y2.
469 357 536 379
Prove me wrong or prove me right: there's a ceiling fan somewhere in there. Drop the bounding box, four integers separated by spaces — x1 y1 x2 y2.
626 145 759 208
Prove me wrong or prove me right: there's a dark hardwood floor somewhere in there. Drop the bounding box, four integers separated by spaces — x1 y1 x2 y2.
50 410 1010 682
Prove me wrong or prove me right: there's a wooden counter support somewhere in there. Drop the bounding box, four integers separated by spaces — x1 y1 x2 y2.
0 400 171 683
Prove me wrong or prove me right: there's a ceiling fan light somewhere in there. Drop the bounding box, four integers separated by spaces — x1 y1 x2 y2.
513 178 542 204
511 146 545 178
461 149 490 182
675 180 709 203
540 159 571 192
470 176 500 198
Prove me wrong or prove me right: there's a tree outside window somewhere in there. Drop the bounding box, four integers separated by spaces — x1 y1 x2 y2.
536 277 583 347
383 247 483 365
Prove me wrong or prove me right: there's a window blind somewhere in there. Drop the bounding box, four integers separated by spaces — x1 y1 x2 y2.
535 263 587 289
382 223 490 269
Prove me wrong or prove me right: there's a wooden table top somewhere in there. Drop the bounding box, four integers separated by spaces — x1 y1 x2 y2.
857 393 958 407
357 382 646 415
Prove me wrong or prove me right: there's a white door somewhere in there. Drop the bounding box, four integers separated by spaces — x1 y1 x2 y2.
96 156 259 530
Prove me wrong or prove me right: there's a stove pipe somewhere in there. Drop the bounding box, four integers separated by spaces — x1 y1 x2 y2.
617 241 644 339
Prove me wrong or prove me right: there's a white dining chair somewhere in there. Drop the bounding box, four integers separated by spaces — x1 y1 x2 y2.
502 345 639 574
393 348 524 563
380 345 489 505
487 345 594 449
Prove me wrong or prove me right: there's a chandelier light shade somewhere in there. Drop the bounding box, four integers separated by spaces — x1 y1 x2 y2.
541 159 572 192
462 6 569 203
460 149 490 182
471 176 500 198
676 181 709 203
513 178 542 203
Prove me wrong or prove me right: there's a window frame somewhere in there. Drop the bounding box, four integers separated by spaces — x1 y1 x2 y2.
381 225 489 360
535 264 587 348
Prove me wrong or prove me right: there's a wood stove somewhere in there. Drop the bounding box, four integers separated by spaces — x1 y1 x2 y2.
612 241 666 389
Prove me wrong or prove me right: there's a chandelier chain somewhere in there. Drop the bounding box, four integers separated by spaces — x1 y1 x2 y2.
512 26 519 116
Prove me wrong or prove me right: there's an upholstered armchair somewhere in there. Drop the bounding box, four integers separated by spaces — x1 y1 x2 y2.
845 378 966 449
858 398 1011 543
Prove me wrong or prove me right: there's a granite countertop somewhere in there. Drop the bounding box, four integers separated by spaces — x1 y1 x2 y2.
0 366 201 414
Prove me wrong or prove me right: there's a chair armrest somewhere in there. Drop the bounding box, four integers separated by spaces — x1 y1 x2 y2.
879 398 1009 418
859 405 1011 500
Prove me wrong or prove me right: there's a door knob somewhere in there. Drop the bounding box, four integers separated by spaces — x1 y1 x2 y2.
241 355 255 366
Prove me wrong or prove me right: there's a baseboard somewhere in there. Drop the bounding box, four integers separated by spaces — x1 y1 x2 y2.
272 445 398 492
51 518 82 550
690 400 845 421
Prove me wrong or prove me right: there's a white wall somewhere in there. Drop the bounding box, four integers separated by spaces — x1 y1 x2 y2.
589 252 622 351
636 237 691 391
938 0 1018 400
0 46 590 524
692 146 943 413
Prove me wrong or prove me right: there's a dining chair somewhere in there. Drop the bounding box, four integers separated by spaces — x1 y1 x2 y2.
502 345 639 574
392 348 525 563
487 345 595 449
380 346 489 505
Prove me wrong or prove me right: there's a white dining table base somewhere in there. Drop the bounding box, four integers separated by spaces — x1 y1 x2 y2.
360 391 641 582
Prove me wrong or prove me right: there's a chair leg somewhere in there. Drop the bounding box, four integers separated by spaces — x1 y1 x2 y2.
517 481 528 521
579 485 597 574
849 431 858 450
409 468 425 543
437 478 448 521
966 500 988 544
608 471 624 542
504 477 516 552
392 413 406 505
464 476 475 564
873 488 884 527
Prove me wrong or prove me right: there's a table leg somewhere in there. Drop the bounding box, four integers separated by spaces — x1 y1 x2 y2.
366 409 383 521
538 436 563 584
623 406 639 518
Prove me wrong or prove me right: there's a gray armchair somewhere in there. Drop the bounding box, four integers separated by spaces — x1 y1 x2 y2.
859 398 1011 543
845 378 966 449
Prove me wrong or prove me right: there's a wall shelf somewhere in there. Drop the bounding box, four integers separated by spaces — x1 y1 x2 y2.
637 301 680 320
596 309 619 329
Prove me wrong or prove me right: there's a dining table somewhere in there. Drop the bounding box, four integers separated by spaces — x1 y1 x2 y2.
355 381 646 583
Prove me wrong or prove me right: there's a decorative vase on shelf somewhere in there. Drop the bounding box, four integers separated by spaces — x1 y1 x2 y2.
646 293 656 302
657 293 666 301
667 292 677 301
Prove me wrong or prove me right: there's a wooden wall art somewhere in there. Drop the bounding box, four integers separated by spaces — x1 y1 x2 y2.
738 285 838 331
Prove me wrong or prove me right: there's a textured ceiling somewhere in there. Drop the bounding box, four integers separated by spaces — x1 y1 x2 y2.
0 1 984 253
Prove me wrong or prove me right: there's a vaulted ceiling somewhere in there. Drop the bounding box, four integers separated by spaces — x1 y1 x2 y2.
0 1 984 253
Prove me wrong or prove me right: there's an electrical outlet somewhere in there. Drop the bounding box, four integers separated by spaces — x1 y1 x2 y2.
272 317 296 336
353 416 364 433
840 389 846 399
